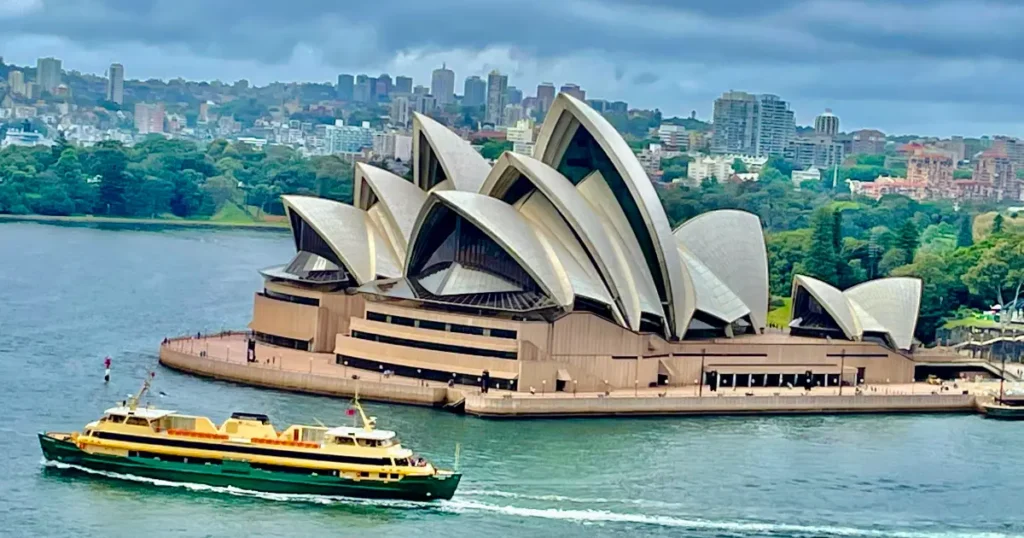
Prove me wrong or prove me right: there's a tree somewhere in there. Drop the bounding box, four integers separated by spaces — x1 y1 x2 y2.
895 220 919 264
803 207 839 285
731 158 748 174
479 140 513 160
33 184 75 216
878 248 910 276
957 215 974 248
89 142 132 215
962 235 1024 306
893 253 963 342
993 213 1005 234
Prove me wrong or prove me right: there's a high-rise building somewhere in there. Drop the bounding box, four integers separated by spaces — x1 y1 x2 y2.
972 150 1023 201
390 96 410 127
657 124 688 151
814 109 839 137
486 70 508 126
536 82 556 113
503 104 526 127
394 76 413 94
337 74 355 101
506 86 523 106
608 101 628 113
106 63 124 105
7 70 25 95
587 99 607 113
850 129 886 155
36 57 62 93
754 94 795 157
134 103 165 135
991 136 1024 166
354 75 376 103
413 85 430 96
711 91 757 155
906 148 954 191
559 83 585 101
324 120 374 154
414 93 437 115
376 74 392 100
463 76 486 107
431 63 455 106
784 135 845 170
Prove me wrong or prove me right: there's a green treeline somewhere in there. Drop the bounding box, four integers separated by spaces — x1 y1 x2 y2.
0 135 354 220
659 157 1024 343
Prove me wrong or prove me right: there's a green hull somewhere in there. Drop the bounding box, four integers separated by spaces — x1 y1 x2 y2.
982 404 1024 420
39 433 460 501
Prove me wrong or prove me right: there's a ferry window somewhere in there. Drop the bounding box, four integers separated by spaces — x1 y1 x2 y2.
125 417 151 427
366 311 387 323
332 436 355 446
356 438 375 447
103 414 126 423
379 438 395 447
390 473 400 479
396 458 410 466
379 473 388 479
360 472 369 478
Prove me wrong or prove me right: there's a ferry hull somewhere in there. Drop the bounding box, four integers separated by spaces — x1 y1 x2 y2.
39 433 460 501
981 404 1024 420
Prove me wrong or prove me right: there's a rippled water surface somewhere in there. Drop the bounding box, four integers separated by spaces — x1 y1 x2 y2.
2 221 1022 538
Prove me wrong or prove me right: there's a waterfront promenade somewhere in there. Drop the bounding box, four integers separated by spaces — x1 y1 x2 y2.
160 333 983 418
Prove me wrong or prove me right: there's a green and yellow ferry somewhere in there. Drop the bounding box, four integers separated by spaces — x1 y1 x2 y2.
39 376 460 501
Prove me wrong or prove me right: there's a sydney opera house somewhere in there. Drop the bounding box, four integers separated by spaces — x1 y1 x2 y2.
249 93 923 393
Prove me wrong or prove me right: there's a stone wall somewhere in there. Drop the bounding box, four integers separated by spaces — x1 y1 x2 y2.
462 392 975 418
159 346 448 407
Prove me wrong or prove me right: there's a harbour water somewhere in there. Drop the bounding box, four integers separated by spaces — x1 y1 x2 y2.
2 221 1022 538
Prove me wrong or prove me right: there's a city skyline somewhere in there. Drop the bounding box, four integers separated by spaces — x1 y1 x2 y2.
1 0 1021 137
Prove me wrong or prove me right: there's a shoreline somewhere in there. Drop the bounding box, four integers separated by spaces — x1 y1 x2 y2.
159 333 982 419
0 213 290 231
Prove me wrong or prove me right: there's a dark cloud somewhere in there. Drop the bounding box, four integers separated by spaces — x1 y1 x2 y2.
632 72 660 86
2 0 1024 134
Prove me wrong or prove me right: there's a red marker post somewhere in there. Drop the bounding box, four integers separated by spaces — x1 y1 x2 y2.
103 357 111 383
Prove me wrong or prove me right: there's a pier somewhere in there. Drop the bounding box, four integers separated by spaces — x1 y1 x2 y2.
160 333 986 418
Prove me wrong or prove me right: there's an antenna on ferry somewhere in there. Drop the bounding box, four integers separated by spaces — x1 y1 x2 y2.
349 390 374 431
128 371 156 411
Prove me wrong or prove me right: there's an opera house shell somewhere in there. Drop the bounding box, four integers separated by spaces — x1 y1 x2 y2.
251 93 923 392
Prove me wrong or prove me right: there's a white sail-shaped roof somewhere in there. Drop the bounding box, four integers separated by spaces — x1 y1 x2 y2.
790 275 922 350
534 93 694 338
674 210 769 331
412 112 491 193
481 152 639 330
354 163 427 261
406 191 574 308
845 278 922 350
282 195 401 285
269 93 794 341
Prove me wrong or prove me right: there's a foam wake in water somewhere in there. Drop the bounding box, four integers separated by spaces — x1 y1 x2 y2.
459 489 686 509
42 461 1020 538
443 498 1018 538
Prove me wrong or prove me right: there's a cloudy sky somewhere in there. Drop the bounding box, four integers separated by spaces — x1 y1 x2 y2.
1 0 1021 136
